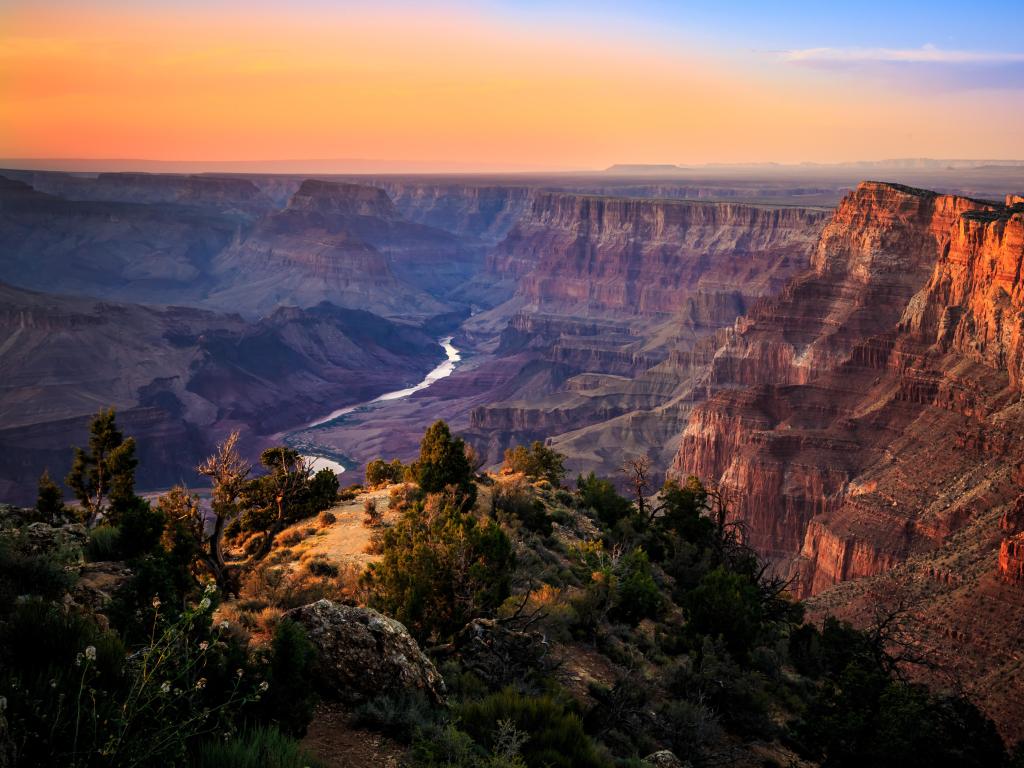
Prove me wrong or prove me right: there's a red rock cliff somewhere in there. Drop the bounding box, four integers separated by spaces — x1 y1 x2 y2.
672 182 1024 595
488 192 830 317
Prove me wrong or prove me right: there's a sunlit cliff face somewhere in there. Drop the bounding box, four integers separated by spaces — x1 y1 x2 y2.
1 1 1022 169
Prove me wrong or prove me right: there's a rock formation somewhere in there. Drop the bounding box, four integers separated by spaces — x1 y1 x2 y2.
284 600 445 704
0 282 442 502
669 183 1024 597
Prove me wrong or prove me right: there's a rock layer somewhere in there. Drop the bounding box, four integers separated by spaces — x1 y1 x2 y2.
670 183 1024 596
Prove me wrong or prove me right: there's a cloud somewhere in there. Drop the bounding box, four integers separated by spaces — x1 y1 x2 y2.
781 45 1024 65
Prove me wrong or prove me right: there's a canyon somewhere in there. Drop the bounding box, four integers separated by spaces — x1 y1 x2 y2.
3 165 1024 737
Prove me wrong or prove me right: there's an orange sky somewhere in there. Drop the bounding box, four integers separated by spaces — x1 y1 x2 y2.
1 2 1022 170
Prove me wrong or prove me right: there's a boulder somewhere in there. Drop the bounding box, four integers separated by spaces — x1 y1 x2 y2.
284 600 445 704
22 521 88 554
73 561 134 613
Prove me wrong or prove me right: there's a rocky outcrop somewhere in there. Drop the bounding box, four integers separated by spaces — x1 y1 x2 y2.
671 182 1024 596
209 179 483 317
284 600 445 704
488 192 830 316
378 181 533 243
0 175 238 306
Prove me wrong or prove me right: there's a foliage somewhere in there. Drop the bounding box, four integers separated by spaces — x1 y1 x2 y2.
366 458 408 487
0 535 75 615
65 408 138 526
190 726 321 768
410 421 477 506
251 619 317 737
87 524 123 561
0 589 261 767
576 472 633 529
364 490 514 641
493 476 552 536
458 688 612 768
684 566 765 659
502 442 567 486
611 548 662 625
36 469 67 520
354 689 440 742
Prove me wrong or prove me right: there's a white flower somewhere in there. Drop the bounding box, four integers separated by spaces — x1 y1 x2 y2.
235 669 244 678
198 597 211 611
84 646 96 661
160 681 171 694
219 621 230 631
151 596 161 609
75 653 83 667
258 681 269 692
199 641 209 652
204 582 217 595
195 678 207 690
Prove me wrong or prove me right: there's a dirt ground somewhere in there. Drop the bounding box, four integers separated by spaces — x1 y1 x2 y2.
301 702 408 767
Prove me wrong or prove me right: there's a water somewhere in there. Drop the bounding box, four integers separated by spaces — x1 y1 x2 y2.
299 336 461 474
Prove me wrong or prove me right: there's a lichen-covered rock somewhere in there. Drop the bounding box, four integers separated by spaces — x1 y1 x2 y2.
22 521 88 555
284 600 445 704
73 561 134 613
643 750 689 768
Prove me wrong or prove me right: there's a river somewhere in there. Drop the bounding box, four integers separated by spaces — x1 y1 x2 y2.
297 336 462 475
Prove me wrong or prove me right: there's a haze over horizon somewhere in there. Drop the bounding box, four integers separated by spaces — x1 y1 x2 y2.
3 0 1023 171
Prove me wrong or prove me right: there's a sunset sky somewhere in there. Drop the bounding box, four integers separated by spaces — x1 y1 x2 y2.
2 0 1022 170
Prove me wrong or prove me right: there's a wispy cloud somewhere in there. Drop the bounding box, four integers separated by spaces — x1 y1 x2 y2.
781 45 1024 65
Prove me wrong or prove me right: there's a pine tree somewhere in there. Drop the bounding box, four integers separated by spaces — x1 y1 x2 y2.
65 408 138 526
35 470 66 521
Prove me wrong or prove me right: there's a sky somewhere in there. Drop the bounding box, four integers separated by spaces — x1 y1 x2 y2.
1 0 1022 171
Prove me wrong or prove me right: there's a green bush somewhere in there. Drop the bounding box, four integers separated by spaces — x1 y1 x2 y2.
0 535 75 613
684 566 764 659
458 688 612 768
612 548 663 625
502 442 567 486
86 523 122 560
191 726 321 768
364 492 514 641
366 458 407 487
410 421 476 506
576 473 633 529
355 689 440 742
253 619 318 737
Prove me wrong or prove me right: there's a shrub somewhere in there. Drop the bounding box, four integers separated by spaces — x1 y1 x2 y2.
502 442 567 486
458 688 612 768
364 492 514 642
612 548 663 625
576 473 633 529
305 557 339 578
493 477 552 536
366 458 407 487
86 524 122 560
355 689 440 742
364 498 383 527
117 496 166 559
0 535 75 613
410 421 476 506
684 567 764 659
191 726 321 768
252 619 318 737
317 510 337 527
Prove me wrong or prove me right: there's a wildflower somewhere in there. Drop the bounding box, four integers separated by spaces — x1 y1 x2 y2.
75 653 83 667
199 641 209 651
151 596 161 609
204 582 217 595
235 669 244 678
198 597 211 611
160 681 171 694
219 620 229 630
258 681 269 692
84 646 96 661
195 678 207 691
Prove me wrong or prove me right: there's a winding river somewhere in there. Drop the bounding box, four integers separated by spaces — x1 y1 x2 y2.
296 336 462 475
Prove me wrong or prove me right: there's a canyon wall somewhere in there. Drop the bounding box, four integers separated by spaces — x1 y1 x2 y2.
672 183 1024 595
